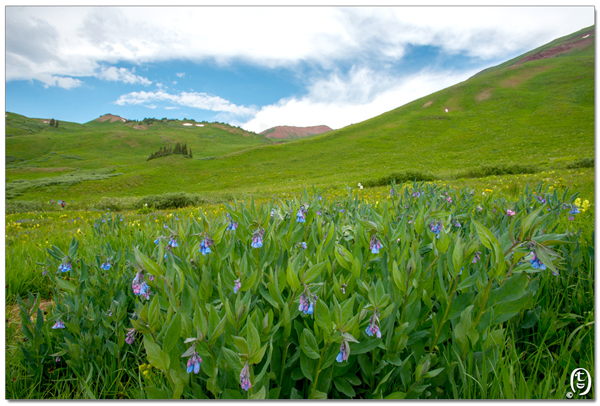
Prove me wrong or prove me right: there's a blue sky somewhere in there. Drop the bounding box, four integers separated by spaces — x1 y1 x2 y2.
5 6 594 133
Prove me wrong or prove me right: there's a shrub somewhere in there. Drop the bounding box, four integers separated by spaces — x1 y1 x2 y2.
455 163 539 179
362 170 436 188
95 196 139 212
136 192 207 209
566 157 594 169
5 200 45 213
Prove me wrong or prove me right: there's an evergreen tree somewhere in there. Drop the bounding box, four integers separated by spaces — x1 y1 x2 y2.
55 120 59 128
49 118 55 127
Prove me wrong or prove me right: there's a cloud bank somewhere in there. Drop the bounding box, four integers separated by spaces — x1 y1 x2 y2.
7 7 593 84
6 6 593 128
238 67 479 132
115 90 257 116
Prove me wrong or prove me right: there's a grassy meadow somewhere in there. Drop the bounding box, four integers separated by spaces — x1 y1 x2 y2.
5 26 595 400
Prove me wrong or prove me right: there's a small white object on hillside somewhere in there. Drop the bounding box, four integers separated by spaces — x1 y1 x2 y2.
183 123 193 126
196 124 204 127
583 34 590 38
444 108 449 113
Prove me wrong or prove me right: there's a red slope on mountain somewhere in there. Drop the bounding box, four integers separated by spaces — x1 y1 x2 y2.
260 125 332 139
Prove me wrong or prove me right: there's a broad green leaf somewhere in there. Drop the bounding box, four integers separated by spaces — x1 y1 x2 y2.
300 329 320 359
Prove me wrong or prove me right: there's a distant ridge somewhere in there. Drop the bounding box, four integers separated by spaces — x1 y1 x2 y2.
93 114 127 123
260 125 332 139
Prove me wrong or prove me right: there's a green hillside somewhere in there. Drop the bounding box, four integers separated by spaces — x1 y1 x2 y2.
5 25 594 203
6 114 272 199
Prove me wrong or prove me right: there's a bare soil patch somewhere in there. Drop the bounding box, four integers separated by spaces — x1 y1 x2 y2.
475 89 492 101
422 100 433 108
516 33 593 65
212 124 256 137
261 125 332 140
95 114 127 123
501 66 549 88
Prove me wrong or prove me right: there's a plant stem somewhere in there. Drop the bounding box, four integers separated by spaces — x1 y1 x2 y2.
473 277 494 327
309 345 328 398
429 274 460 354
500 262 516 286
279 339 289 385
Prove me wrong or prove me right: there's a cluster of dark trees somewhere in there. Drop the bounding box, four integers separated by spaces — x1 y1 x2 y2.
147 142 193 161
49 119 59 128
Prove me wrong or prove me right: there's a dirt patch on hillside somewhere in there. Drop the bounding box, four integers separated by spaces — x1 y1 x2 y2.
260 125 332 139
516 31 594 65
212 123 255 137
422 100 433 108
501 65 550 88
95 114 127 123
133 124 148 130
475 89 492 101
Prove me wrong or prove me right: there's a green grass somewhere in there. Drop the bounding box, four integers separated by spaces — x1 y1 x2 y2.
5 26 595 206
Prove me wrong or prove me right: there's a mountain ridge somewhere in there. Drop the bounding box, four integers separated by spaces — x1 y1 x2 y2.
260 125 333 139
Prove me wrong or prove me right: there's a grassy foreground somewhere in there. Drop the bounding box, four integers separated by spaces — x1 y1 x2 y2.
6 171 594 399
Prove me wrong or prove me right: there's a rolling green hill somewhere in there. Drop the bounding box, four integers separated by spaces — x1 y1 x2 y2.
5 25 594 203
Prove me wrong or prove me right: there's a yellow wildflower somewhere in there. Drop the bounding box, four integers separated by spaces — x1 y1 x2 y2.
575 198 581 207
582 200 590 212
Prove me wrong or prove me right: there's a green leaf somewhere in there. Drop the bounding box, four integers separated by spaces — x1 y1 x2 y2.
454 305 479 353
520 207 543 240
304 261 326 284
163 313 181 353
333 377 356 397
311 389 328 399
335 245 353 271
249 387 266 399
282 304 292 339
249 342 268 365
232 336 249 355
143 336 170 371
424 367 445 378
134 246 162 276
452 238 464 276
247 319 261 356
472 220 506 277
221 347 243 373
350 338 381 355
55 277 76 293
300 329 320 359
286 261 301 291
181 344 197 358
315 300 331 333
209 314 227 345
68 237 79 258
384 392 406 399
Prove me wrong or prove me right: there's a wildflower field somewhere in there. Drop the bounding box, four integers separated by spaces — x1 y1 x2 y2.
5 171 594 399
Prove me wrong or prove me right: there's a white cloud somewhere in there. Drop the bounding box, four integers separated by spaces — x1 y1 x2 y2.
176 72 185 78
6 7 593 83
115 90 256 116
96 65 152 85
172 81 177 85
165 106 179 110
239 67 478 133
